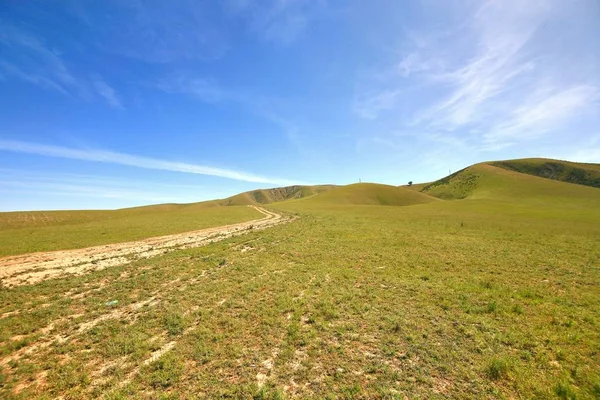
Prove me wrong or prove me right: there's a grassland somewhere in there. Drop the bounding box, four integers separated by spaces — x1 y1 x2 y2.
221 185 336 206
297 183 439 206
491 158 600 188
0 204 261 257
0 159 599 399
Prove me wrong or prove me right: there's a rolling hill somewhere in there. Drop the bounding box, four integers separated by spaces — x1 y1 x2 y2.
2 158 599 257
419 159 600 207
491 158 600 188
294 182 439 206
2 157 600 399
220 185 336 206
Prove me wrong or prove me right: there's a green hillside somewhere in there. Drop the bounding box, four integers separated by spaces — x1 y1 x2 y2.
2 158 600 398
491 158 600 188
296 182 439 206
421 162 600 208
220 185 336 206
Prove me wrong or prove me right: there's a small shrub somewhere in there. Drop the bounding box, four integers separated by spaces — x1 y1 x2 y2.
52 362 90 390
486 358 510 380
481 280 494 289
512 304 523 315
163 312 186 336
487 302 497 313
254 385 285 400
194 342 213 364
592 382 600 397
148 352 183 388
554 381 577 399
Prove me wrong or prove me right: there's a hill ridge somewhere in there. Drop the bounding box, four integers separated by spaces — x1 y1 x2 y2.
490 158 600 188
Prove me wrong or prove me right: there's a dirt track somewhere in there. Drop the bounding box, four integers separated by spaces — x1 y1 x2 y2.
0 206 290 287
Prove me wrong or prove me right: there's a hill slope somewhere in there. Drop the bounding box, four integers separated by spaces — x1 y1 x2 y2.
220 185 336 206
491 158 600 188
420 161 600 209
296 183 439 206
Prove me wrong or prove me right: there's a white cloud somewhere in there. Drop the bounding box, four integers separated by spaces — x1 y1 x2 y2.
0 23 80 96
354 0 600 153
353 89 402 120
93 79 123 109
415 0 549 130
157 74 226 103
483 85 599 144
558 148 600 164
398 53 438 77
155 73 308 154
1 22 124 108
0 169 233 208
0 140 304 186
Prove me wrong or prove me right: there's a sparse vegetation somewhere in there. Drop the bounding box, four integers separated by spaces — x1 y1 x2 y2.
0 158 599 398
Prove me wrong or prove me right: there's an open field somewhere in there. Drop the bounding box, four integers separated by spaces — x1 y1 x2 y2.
0 207 288 287
0 204 261 258
0 159 599 399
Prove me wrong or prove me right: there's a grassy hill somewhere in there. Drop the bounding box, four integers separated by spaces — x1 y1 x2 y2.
421 161 600 206
1 158 600 398
293 182 439 206
491 158 600 188
220 185 336 206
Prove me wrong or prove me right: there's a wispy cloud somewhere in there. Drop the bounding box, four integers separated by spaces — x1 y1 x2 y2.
483 85 599 145
0 23 80 96
0 169 229 209
353 89 402 120
76 1 228 63
413 1 549 130
224 0 316 45
156 72 307 152
0 140 303 186
0 22 124 108
93 78 123 109
157 74 226 103
353 0 600 152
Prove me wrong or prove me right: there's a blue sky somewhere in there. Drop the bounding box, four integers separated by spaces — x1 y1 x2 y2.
1 0 599 211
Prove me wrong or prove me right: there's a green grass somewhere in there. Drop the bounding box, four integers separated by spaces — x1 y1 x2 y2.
285 182 439 206
0 204 261 257
221 185 336 206
492 157 600 188
0 158 599 398
422 162 600 207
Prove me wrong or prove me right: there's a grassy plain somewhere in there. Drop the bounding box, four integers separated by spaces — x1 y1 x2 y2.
0 160 599 399
0 204 261 257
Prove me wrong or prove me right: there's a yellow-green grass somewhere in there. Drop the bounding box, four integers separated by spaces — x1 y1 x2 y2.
0 204 261 257
221 185 336 206
1 159 600 398
491 158 600 188
423 162 600 207
285 182 439 207
1 182 599 398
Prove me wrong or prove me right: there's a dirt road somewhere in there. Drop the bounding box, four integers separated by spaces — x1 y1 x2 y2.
0 206 290 287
